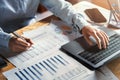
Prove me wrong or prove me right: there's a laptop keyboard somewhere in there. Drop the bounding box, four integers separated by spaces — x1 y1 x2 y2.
78 34 120 64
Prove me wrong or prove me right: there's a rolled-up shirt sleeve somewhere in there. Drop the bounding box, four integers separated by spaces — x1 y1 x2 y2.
0 27 12 48
40 0 90 31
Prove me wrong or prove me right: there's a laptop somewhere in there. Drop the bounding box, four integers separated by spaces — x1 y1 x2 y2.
60 26 120 70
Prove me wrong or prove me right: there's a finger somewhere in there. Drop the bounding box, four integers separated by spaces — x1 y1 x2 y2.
99 31 109 49
84 35 94 46
101 31 109 45
97 31 106 49
25 38 33 45
16 38 31 47
12 45 28 53
93 32 102 49
21 36 33 45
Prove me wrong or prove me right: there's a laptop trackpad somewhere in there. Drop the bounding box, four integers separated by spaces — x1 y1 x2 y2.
61 36 93 55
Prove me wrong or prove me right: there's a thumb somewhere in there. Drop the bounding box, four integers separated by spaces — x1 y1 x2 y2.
84 36 94 46
25 38 33 45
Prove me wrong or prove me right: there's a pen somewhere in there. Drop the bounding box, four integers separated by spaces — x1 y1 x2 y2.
12 32 34 49
12 32 33 47
12 32 26 41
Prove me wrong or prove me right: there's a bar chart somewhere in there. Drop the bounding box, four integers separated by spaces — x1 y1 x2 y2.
4 51 90 80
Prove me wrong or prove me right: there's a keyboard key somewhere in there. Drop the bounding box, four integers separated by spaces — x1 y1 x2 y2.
78 34 120 64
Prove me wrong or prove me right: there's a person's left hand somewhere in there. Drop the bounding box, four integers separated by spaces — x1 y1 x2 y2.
81 26 109 49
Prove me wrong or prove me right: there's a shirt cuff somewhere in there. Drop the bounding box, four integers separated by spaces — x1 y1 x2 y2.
0 32 12 48
72 13 91 31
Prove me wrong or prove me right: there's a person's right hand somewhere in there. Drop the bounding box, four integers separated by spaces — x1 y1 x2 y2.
81 26 109 49
9 36 33 53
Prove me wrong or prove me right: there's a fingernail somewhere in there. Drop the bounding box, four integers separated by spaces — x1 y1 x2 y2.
27 43 30 46
104 46 106 49
99 46 102 49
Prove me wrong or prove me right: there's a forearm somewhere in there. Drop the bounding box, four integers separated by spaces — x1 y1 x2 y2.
0 27 12 48
40 0 90 30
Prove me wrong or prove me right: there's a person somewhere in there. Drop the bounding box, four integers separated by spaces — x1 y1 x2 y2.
0 0 109 53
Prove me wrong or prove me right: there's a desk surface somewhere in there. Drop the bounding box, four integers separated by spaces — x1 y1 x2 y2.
0 1 120 80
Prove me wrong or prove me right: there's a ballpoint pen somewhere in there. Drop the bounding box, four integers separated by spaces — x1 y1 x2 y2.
12 32 34 49
12 32 27 42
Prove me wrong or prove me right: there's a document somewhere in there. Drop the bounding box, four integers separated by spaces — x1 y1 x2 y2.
96 66 119 80
2 1 119 80
3 50 93 80
7 23 70 67
3 21 118 80
114 29 120 35
3 22 97 80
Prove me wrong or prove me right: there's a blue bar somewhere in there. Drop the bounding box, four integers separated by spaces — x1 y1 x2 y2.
39 62 53 75
15 72 23 80
43 61 56 73
54 56 66 66
27 67 41 80
23 69 34 80
35 64 43 71
31 65 43 76
19 71 29 80
47 59 58 69
57 55 69 64
50 58 58 64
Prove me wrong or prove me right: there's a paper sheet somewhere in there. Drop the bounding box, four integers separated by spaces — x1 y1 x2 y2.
7 23 70 67
96 66 119 80
3 20 119 80
3 21 96 80
114 29 120 35
3 50 93 80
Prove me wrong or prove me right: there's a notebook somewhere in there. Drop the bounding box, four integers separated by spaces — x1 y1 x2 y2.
60 26 120 70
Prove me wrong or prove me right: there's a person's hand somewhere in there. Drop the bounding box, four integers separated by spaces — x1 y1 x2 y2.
9 36 33 53
81 26 109 49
